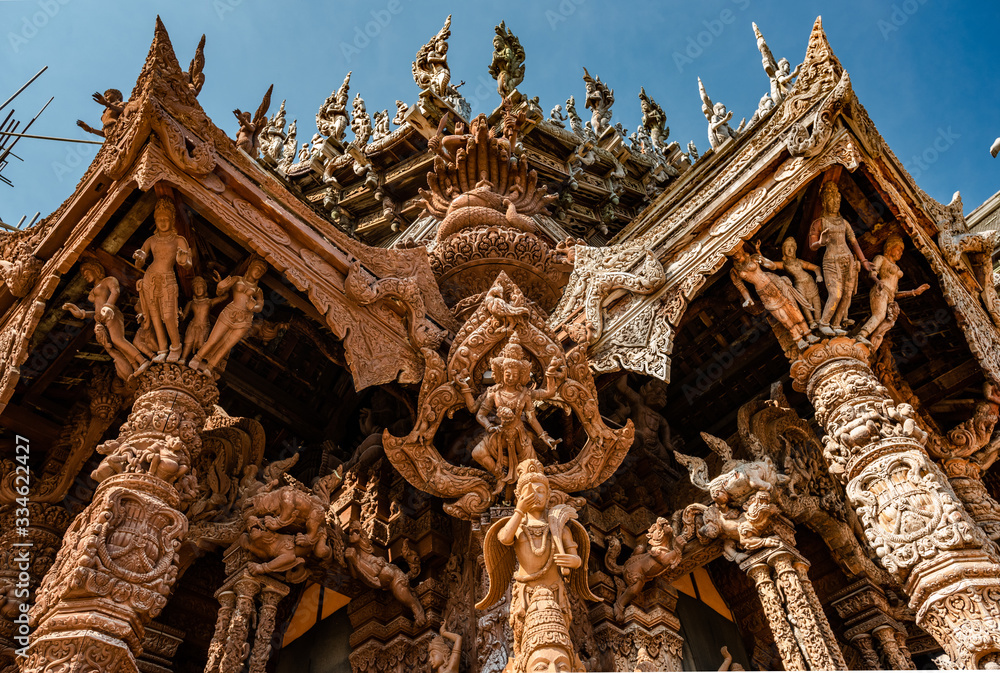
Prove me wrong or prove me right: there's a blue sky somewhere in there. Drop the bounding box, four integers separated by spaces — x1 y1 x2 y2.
2 0 998 227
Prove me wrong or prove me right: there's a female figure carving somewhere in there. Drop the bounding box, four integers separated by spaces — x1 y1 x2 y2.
756 237 823 327
808 181 874 336
729 245 816 350
188 258 266 374
856 234 929 345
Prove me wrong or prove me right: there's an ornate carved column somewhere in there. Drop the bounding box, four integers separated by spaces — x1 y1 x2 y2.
0 502 70 672
22 363 217 673
851 633 881 670
247 581 289 673
219 576 259 673
204 590 235 673
741 544 845 670
874 625 913 670
792 338 1000 668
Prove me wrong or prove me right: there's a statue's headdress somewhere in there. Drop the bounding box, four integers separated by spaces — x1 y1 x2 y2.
517 586 581 673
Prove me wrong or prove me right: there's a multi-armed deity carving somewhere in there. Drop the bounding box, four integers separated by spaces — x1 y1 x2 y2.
413 15 471 118
316 71 352 145
674 432 789 563
488 21 525 99
477 460 598 673
582 67 614 138
698 77 743 149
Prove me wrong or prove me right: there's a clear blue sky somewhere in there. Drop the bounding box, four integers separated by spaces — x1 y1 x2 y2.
2 0 998 227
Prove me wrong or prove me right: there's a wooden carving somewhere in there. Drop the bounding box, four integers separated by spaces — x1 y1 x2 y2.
382 274 634 519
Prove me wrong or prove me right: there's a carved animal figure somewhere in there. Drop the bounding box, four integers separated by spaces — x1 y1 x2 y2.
604 518 681 620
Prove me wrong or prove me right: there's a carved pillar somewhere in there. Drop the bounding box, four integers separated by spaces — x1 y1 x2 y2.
793 338 1000 668
591 579 683 672
874 625 913 670
204 590 235 673
0 502 70 672
744 558 807 670
247 581 289 673
851 633 881 670
219 577 259 673
23 363 217 673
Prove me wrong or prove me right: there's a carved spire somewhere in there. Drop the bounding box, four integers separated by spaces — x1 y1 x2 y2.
790 16 845 99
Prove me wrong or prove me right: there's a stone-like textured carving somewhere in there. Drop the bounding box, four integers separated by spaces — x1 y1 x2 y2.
478 460 598 673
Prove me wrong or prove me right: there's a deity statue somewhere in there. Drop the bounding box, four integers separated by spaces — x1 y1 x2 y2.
613 375 677 469
76 88 125 138
698 78 743 149
755 237 823 328
477 459 598 673
260 100 288 164
808 181 875 336
582 67 614 137
604 517 681 620
458 333 560 492
687 140 699 163
428 624 462 673
729 244 817 350
63 260 149 380
549 104 568 128
372 109 391 141
489 21 526 98
753 22 800 106
342 519 426 626
638 87 668 148
855 234 929 345
412 14 469 116
316 71 352 143
392 99 409 126
180 276 226 361
351 93 372 146
232 84 274 158
565 95 586 138
132 197 192 363
188 257 266 374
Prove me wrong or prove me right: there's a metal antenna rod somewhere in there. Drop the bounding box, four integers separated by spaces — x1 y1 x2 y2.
0 96 53 166
0 131 103 145
0 66 48 113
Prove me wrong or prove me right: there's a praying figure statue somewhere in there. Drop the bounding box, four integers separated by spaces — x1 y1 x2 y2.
808 181 874 336
188 257 266 374
63 261 149 380
477 459 598 673
458 333 561 493
76 89 125 138
133 198 192 363
180 275 227 361
755 237 823 328
699 77 742 149
730 244 817 350
855 234 929 346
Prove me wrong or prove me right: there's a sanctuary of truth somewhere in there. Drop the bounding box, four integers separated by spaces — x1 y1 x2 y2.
4 13 1000 673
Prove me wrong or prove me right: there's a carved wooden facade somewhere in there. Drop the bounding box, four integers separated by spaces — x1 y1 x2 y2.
3 14 1000 673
